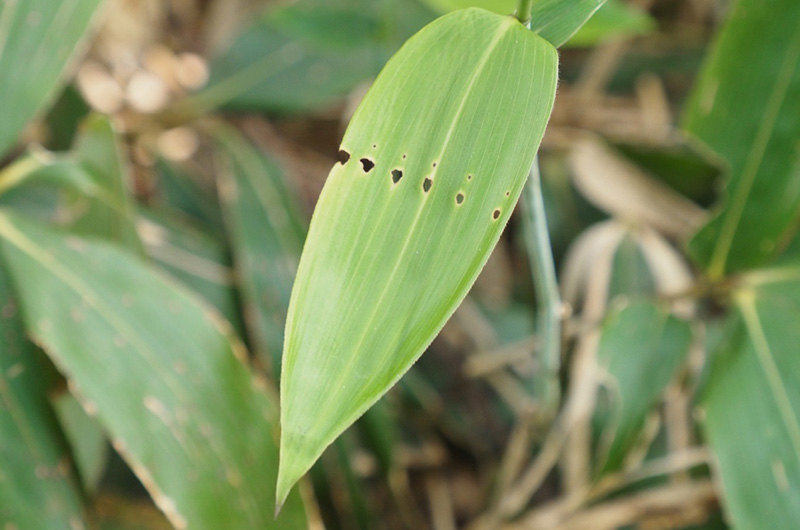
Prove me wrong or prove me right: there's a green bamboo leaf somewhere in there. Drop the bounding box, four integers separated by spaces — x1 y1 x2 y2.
684 0 800 278
277 8 558 505
214 126 307 375
0 263 86 528
594 300 692 474
702 268 800 528
530 0 607 47
0 211 308 529
0 0 103 157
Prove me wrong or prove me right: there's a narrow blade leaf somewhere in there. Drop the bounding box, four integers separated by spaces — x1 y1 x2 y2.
214 126 306 375
278 8 558 504
684 0 800 277
0 0 103 157
0 263 86 528
530 0 607 48
0 211 307 529
594 300 692 474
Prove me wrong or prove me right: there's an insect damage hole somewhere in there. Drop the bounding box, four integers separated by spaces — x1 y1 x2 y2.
360 158 375 172
391 169 403 184
423 178 432 192
492 209 501 220
337 150 350 164
467 174 473 181
456 192 465 205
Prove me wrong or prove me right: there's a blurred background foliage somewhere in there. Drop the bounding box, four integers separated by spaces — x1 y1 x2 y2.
1 0 799 529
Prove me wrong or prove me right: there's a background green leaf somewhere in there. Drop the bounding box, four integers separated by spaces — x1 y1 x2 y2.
0 0 103 157
214 125 307 375
0 262 86 529
52 392 109 495
684 0 800 278
530 0 607 47
594 300 692 474
197 0 434 114
0 211 307 529
703 269 800 528
137 208 245 338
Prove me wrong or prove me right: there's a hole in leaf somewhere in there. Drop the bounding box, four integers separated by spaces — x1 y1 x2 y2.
402 154 407 159
360 158 375 172
423 178 432 192
505 191 511 197
372 144 377 149
456 193 464 204
432 162 438 168
391 169 403 183
467 174 473 181
492 209 501 220
338 150 350 164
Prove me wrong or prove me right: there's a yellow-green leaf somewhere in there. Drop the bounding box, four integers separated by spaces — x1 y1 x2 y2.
278 8 557 505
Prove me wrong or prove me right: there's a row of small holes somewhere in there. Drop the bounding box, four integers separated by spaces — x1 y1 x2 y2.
339 149 502 219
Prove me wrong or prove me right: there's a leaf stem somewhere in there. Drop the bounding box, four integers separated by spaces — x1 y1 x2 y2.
521 158 561 419
515 0 534 28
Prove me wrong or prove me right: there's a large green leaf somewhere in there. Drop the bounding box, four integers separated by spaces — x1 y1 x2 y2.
0 211 307 529
684 0 800 278
0 263 86 528
0 0 103 157
277 8 558 505
214 126 306 375
594 300 692 474
703 269 800 528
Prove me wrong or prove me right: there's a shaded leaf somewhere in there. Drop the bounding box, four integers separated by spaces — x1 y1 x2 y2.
67 114 142 252
684 0 800 277
703 268 800 527
197 0 435 114
0 262 86 528
0 211 307 529
154 158 224 233
278 8 557 504
214 125 306 375
53 392 108 495
199 11 382 113
0 0 103 157
594 300 692 474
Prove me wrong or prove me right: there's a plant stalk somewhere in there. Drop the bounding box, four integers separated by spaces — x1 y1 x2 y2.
515 0 534 28
521 157 561 420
